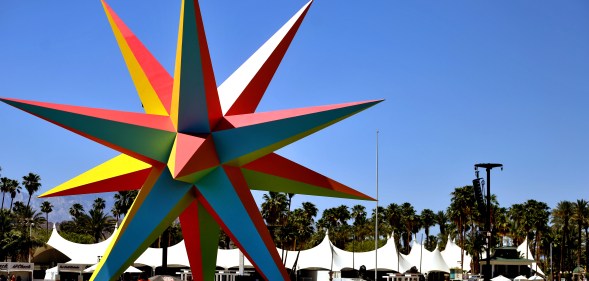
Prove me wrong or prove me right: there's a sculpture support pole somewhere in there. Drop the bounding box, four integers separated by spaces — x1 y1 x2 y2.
162 228 169 274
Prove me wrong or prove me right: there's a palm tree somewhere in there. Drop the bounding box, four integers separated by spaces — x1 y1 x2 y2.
93 197 106 211
287 193 295 211
509 203 526 244
436 210 449 249
573 199 588 266
350 205 366 224
261 192 288 242
494 207 511 246
448 186 473 273
371 205 389 241
301 202 318 224
421 208 436 250
40 201 53 235
286 202 317 278
113 191 138 221
261 192 288 227
289 202 317 250
552 200 574 278
385 203 402 234
351 204 368 242
11 201 47 261
69 203 84 217
383 203 403 253
583 203 589 272
261 191 289 252
0 177 10 210
8 179 21 211
87 207 115 243
400 202 418 254
69 202 85 228
1 177 12 210
521 200 550 267
111 206 121 222
317 205 351 248
66 199 114 243
22 173 41 209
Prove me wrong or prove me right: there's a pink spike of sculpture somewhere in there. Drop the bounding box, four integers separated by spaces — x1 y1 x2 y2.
0 1 382 280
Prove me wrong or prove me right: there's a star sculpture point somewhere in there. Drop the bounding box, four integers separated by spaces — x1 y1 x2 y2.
2 1 381 280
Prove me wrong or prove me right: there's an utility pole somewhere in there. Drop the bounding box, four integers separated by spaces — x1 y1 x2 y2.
474 163 502 281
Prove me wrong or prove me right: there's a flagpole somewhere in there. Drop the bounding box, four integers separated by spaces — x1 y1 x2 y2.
375 130 379 281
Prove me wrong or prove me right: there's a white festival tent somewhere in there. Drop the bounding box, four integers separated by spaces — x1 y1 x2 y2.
43 263 142 280
491 275 512 281
46 225 115 265
139 240 256 269
281 233 334 270
46 225 258 270
430 248 451 273
83 263 142 273
406 240 450 274
43 267 58 280
517 238 545 277
216 247 254 270
281 232 413 272
340 234 413 272
42 226 543 276
440 237 473 271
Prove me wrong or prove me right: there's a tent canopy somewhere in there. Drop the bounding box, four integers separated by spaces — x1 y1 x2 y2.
40 226 544 276
491 275 511 281
84 263 142 273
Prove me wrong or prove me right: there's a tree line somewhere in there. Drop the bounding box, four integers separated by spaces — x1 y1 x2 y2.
1 167 588 280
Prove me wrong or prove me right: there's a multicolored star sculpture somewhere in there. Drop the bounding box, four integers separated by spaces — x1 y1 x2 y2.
1 0 381 280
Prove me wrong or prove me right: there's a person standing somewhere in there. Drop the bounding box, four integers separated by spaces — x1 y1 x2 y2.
138 273 149 281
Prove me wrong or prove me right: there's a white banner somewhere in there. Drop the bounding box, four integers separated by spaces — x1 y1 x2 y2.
10 263 33 271
0 262 34 272
57 263 90 272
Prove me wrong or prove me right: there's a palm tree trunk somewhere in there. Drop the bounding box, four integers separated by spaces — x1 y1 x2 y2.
460 217 464 274
425 227 430 249
564 222 569 272
585 226 589 272
470 221 477 274
281 235 285 265
559 233 564 281
26 194 32 209
46 212 49 235
578 223 582 266
534 231 541 274
405 231 409 253
284 238 295 267
292 250 301 280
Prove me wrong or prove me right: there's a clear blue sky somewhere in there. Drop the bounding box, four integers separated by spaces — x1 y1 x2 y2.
1 0 588 223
